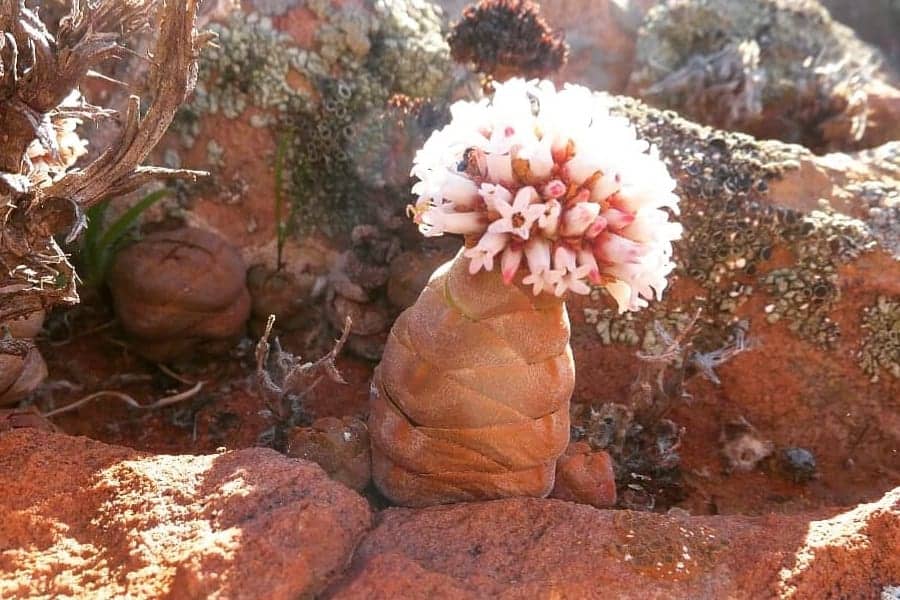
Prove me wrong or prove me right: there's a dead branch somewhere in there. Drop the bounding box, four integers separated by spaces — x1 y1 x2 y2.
1 0 210 324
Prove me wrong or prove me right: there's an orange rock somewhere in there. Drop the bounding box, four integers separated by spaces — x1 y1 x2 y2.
551 441 617 508
0 428 371 599
331 491 900 599
370 251 574 506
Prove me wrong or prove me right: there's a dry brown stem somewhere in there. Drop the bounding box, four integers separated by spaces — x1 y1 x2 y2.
0 0 210 324
42 380 205 418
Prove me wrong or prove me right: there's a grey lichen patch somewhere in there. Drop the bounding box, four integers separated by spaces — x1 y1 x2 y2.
630 0 883 152
858 296 900 381
849 182 900 259
582 95 882 354
251 0 299 17
174 0 455 234
761 209 875 347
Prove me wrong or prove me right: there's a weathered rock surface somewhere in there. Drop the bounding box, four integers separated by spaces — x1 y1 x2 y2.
0 429 371 599
628 0 900 152
331 492 900 599
569 96 899 513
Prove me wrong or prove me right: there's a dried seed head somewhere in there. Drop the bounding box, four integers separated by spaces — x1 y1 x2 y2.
449 0 568 81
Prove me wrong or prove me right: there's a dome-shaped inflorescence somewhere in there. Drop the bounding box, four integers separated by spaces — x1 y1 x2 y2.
409 79 683 313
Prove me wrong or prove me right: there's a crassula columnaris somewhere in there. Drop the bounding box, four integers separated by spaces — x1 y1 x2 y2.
370 79 682 506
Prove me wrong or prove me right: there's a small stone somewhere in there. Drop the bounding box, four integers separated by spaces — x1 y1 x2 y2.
286 416 371 491
777 447 817 483
551 442 617 508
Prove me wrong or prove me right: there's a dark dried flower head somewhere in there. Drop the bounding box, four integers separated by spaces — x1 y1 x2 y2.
449 0 568 81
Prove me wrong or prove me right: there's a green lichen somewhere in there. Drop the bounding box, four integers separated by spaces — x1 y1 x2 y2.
582 95 883 357
175 0 455 234
858 296 900 381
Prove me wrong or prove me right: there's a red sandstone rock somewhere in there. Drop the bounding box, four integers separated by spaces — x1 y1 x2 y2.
551 441 617 508
0 429 371 599
331 491 900 599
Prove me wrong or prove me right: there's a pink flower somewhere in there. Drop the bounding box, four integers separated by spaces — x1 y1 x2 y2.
543 179 566 199
501 245 524 284
464 232 508 274
409 78 682 310
487 186 543 239
485 152 514 185
536 199 561 237
560 202 600 237
522 238 555 295
419 208 487 237
601 207 635 231
593 232 646 264
553 265 593 297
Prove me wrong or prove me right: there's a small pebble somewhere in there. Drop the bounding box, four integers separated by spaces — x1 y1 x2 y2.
778 447 817 483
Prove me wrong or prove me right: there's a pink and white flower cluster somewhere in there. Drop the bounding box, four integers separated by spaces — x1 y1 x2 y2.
409 79 682 313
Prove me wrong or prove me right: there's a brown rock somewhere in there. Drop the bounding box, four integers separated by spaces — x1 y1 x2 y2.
0 342 48 407
246 263 318 334
327 295 392 338
286 416 371 491
386 247 457 310
0 407 56 432
108 227 251 362
0 429 371 599
331 491 900 599
551 441 617 508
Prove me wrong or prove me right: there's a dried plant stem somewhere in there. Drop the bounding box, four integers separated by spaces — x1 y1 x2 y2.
255 315 352 425
156 363 198 385
1 0 211 323
42 381 204 419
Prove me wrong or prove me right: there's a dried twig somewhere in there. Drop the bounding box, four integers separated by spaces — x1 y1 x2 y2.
630 309 702 418
42 380 205 418
1 0 211 323
255 315 352 425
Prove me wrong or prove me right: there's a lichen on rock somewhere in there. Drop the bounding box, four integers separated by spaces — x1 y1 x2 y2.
629 0 890 152
174 0 457 235
858 295 900 381
578 94 892 363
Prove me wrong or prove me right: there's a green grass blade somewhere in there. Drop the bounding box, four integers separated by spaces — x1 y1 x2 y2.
97 189 169 251
82 201 109 275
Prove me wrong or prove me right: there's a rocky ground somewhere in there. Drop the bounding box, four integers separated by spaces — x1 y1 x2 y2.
1 429 897 599
1 0 899 598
